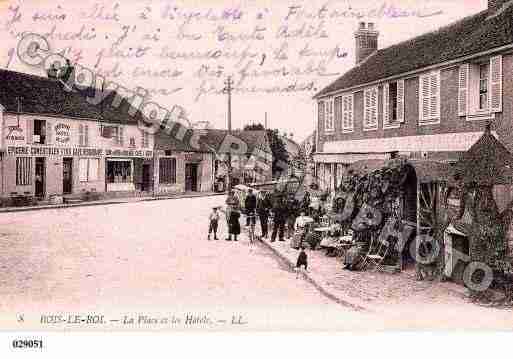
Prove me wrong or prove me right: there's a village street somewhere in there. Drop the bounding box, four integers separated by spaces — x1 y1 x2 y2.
0 196 511 330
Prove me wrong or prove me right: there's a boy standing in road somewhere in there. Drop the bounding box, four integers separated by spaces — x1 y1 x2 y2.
208 207 220 240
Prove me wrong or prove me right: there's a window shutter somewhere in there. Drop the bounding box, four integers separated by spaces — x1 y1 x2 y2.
383 83 389 127
46 121 53 144
78 124 84 146
342 94 354 131
419 75 430 123
397 79 405 123
364 90 371 128
26 119 33 144
348 94 353 130
458 64 469 116
84 124 89 146
490 55 502 113
318 101 325 129
371 88 377 127
119 126 124 146
429 72 440 119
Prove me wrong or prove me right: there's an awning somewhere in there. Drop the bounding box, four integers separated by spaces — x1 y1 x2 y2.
322 131 498 154
313 152 388 163
347 159 386 175
407 159 452 184
346 159 452 183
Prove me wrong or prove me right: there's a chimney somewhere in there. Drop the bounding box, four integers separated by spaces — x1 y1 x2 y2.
354 22 379 65
488 0 508 12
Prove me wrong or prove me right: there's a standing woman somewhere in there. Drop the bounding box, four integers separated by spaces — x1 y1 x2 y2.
227 208 241 241
225 190 238 238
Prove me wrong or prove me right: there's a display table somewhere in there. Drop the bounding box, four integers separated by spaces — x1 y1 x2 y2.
320 235 354 257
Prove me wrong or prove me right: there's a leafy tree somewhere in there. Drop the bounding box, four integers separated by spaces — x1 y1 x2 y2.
243 123 289 178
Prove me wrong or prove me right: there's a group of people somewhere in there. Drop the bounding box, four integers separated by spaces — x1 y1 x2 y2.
207 187 317 244
206 187 309 277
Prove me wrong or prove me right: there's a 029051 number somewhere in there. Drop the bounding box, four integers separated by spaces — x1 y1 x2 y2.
12 339 43 350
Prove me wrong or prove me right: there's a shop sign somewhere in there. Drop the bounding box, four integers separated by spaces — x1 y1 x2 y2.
54 123 71 143
6 145 153 158
184 152 203 162
5 126 25 141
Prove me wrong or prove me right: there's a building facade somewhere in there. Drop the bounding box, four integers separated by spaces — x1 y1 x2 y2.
313 0 513 191
154 129 273 193
0 69 154 203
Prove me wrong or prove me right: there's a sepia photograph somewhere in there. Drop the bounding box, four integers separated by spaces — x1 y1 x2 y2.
0 0 512 355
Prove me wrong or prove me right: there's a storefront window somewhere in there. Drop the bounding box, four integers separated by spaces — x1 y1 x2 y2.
107 160 133 183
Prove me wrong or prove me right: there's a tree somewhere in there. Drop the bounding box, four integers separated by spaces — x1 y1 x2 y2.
243 123 289 178
244 123 265 131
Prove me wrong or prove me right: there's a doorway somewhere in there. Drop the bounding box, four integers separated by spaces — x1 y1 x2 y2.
185 163 198 192
142 163 151 192
35 157 46 198
63 157 73 194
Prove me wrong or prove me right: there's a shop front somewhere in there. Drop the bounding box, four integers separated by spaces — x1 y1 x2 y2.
155 150 214 195
2 145 154 202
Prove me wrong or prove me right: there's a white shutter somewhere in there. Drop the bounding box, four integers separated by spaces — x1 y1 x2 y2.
46 121 53 144
79 158 88 181
429 72 440 119
318 101 325 125
26 119 33 144
458 64 469 116
119 126 124 146
364 90 371 128
419 75 430 123
88 159 99 181
78 124 84 146
490 55 502 113
397 79 405 123
383 83 389 127
371 88 377 127
84 124 89 147
347 94 353 130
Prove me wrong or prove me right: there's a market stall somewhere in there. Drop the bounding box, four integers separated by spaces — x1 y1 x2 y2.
444 125 513 289
324 157 452 274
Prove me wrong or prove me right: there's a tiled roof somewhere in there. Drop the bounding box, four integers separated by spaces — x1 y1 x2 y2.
0 69 144 124
155 129 272 156
315 6 513 98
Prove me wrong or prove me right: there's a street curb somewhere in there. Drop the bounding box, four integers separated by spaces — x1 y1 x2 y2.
0 192 225 214
258 238 367 311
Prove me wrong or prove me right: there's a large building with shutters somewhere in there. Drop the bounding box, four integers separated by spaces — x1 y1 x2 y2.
313 0 513 191
0 68 155 203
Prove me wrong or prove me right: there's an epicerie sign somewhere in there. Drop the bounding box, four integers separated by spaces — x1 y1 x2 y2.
6 146 153 158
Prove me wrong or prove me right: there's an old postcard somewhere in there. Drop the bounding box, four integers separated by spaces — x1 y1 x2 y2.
0 0 512 348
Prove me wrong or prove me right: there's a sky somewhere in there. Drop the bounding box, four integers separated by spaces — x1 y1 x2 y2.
0 0 488 142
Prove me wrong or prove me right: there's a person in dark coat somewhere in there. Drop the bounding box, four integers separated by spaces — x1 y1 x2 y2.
244 188 257 227
227 209 241 241
257 192 271 239
296 246 308 279
286 196 299 239
271 197 286 242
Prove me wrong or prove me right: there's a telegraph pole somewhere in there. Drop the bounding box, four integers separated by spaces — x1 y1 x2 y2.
223 76 234 192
